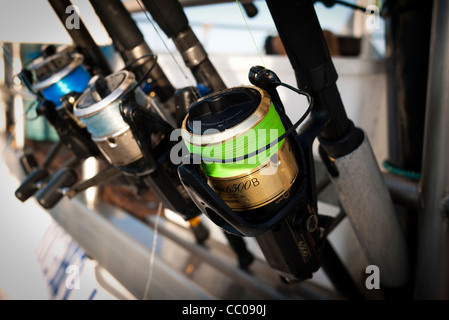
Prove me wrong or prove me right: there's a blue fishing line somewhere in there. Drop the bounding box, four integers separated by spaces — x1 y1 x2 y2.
41 66 91 106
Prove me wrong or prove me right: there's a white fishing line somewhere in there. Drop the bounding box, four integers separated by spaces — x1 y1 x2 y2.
236 0 266 68
143 201 163 300
136 0 196 88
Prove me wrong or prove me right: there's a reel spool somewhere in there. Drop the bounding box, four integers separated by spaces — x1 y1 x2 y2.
24 50 93 135
28 51 91 106
24 49 96 155
182 86 299 218
74 70 148 167
178 71 324 281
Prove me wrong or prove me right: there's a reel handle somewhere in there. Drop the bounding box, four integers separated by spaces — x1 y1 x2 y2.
15 169 49 202
36 169 78 209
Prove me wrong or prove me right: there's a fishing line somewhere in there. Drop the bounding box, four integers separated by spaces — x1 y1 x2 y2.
122 52 159 94
236 0 266 68
182 85 308 212
186 87 313 164
122 52 156 72
136 0 196 88
74 54 158 140
143 201 163 300
25 106 40 121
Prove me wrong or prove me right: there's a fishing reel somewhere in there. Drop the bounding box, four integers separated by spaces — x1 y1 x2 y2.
72 69 210 243
178 66 333 282
14 48 109 208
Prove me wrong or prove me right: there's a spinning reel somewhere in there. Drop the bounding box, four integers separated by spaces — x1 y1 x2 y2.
14 48 106 208
178 66 335 281
72 68 211 244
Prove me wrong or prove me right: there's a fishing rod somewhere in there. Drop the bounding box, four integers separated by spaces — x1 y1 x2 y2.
173 0 408 298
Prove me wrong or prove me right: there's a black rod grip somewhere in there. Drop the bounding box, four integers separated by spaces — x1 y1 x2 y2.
140 0 189 38
141 0 226 91
191 58 226 91
266 0 354 144
89 0 144 52
15 169 49 202
265 0 330 77
36 169 78 209
89 0 175 102
47 0 112 75
223 232 254 270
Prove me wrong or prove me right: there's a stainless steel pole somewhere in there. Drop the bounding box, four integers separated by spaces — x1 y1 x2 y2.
415 0 449 299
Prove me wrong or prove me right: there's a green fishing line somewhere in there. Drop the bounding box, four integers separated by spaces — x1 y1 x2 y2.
236 0 266 68
186 102 285 178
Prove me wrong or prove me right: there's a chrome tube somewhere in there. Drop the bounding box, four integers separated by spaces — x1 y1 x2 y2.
415 0 449 299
